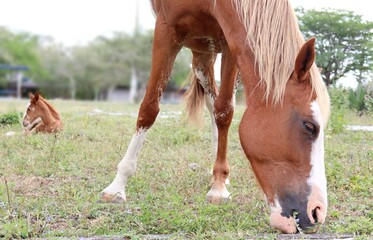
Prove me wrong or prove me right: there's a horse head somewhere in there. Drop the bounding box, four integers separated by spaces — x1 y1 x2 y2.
239 38 328 233
22 92 62 133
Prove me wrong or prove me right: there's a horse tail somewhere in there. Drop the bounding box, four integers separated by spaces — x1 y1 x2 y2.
183 70 205 126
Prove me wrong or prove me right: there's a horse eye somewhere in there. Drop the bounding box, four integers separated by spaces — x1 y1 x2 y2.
303 121 318 136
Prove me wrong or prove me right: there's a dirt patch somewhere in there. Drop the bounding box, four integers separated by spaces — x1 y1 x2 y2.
6 175 78 197
12 176 54 197
275 233 354 240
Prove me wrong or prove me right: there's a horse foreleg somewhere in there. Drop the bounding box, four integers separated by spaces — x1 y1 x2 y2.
100 128 148 203
100 20 181 203
206 47 238 203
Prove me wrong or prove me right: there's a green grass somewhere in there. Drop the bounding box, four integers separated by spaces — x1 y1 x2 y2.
0 99 372 239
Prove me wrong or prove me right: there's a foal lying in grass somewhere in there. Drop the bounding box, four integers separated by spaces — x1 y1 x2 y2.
22 92 63 134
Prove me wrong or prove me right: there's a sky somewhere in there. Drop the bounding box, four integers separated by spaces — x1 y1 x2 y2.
0 0 372 46
0 0 371 88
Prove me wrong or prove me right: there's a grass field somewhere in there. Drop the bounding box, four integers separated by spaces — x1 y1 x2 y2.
0 99 372 239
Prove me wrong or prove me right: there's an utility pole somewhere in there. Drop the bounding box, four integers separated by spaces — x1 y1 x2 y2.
129 0 141 103
16 71 23 99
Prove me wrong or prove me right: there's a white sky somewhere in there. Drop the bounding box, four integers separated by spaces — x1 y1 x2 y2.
0 0 371 46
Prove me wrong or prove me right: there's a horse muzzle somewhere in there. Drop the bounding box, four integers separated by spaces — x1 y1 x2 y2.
22 117 42 131
269 190 327 234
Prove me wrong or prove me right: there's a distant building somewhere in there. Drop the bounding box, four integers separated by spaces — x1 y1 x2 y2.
107 84 188 104
0 65 38 98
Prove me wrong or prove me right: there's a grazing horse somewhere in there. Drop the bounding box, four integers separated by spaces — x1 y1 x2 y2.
101 0 330 234
22 92 63 133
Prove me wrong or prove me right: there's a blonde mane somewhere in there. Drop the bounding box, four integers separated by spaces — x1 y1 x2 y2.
231 0 330 124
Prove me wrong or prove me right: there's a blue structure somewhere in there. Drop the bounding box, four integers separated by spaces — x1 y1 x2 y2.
0 64 32 98
0 64 29 71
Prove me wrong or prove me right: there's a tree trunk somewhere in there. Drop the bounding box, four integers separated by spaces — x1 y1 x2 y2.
68 76 76 99
129 67 138 103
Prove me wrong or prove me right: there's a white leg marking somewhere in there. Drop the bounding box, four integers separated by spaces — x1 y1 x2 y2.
102 128 147 201
205 94 218 163
194 69 209 93
206 183 231 202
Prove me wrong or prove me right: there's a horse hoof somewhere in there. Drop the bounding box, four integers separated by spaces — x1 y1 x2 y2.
206 188 231 204
99 192 126 203
206 195 231 204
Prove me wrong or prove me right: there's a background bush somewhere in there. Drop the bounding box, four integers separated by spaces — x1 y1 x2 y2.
328 87 349 133
0 112 21 126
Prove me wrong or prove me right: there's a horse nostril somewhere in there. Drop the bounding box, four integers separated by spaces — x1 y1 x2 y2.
312 208 318 223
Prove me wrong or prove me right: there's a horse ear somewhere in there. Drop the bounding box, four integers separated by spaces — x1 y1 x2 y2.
32 92 40 104
294 38 316 83
29 92 34 100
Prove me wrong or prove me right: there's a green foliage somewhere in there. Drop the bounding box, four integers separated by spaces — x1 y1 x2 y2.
348 83 373 115
171 48 192 87
0 112 20 126
0 218 29 239
328 87 348 134
329 109 346 134
297 8 373 86
363 81 373 114
329 87 349 110
1 26 192 100
365 95 373 114
349 84 367 113
0 27 45 79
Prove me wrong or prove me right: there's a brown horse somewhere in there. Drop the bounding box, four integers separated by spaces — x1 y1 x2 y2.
100 0 330 234
22 92 63 133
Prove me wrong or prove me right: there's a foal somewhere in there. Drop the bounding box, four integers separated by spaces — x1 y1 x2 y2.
22 92 63 133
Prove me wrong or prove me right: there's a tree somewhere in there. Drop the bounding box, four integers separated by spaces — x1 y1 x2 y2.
71 42 113 100
37 42 78 98
297 8 373 86
171 48 192 87
0 27 44 79
97 31 153 102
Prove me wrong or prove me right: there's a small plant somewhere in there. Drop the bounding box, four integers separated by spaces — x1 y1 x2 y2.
329 108 346 134
348 82 373 116
329 87 349 110
349 84 367 115
364 94 373 114
0 112 21 126
328 87 348 134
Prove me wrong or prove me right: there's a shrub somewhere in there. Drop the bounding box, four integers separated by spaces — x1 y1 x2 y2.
328 87 348 134
0 112 21 126
329 108 346 134
348 84 367 115
329 87 349 110
348 82 373 115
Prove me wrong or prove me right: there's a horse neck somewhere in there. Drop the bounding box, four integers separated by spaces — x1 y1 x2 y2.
39 100 60 125
235 47 266 108
211 1 264 106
